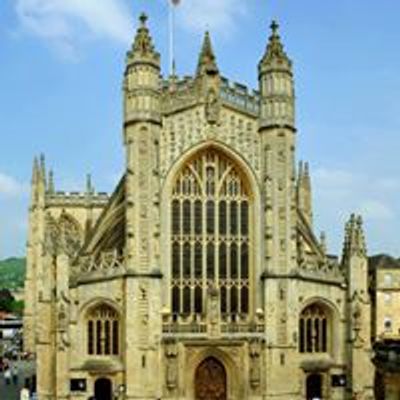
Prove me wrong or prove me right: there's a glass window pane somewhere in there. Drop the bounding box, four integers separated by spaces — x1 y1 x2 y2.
172 243 180 279
207 200 215 234
88 321 94 355
183 286 191 314
231 287 238 313
194 286 202 314
241 201 249 235
96 321 102 354
299 319 305 353
183 200 191 234
314 319 320 352
322 318 327 352
207 243 215 280
194 242 202 279
112 321 119 355
104 320 110 355
219 201 227 235
220 287 227 314
183 243 191 278
172 286 180 314
219 243 227 279
306 319 312 352
194 200 202 235
172 200 180 235
241 243 248 280
240 286 249 314
230 202 238 235
231 243 238 279
206 167 215 196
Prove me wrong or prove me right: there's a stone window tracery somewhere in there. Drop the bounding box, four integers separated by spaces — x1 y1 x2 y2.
299 303 329 353
87 304 119 356
45 212 83 258
170 149 251 317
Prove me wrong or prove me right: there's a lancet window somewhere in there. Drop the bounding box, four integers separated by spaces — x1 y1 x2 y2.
299 304 329 353
87 304 119 356
170 149 251 318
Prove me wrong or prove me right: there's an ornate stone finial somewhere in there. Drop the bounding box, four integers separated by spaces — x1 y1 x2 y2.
139 12 148 27
259 20 292 73
342 213 367 262
48 169 55 194
32 157 39 184
196 31 219 76
271 20 279 36
126 13 160 68
39 153 46 185
86 173 94 195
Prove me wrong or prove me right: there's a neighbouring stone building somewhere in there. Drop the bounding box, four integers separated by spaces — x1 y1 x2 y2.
370 255 400 399
24 14 375 400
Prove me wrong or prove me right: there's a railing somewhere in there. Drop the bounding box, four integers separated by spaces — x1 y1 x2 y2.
75 250 126 280
162 313 265 337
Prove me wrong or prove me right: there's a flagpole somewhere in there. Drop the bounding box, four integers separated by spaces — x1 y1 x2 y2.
168 1 175 76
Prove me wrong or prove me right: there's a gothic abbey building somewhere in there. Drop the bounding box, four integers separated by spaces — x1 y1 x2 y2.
24 15 374 400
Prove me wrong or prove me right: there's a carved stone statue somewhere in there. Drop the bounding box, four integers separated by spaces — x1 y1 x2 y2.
205 89 220 124
249 339 262 388
165 341 178 390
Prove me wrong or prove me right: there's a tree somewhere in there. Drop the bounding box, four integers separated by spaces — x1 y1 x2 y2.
0 289 15 312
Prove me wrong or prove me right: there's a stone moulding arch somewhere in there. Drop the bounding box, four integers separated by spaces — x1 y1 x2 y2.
299 296 341 361
78 298 122 361
80 297 122 318
160 139 263 314
186 346 242 400
300 296 340 317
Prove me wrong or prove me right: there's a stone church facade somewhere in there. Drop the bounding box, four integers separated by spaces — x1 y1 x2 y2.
24 14 374 400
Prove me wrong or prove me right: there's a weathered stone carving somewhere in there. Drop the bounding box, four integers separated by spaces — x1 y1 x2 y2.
249 339 262 388
206 89 220 124
165 340 178 390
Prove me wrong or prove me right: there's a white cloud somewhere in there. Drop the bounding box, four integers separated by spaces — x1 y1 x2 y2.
175 0 247 36
311 166 399 255
0 173 28 198
359 200 394 221
15 0 134 57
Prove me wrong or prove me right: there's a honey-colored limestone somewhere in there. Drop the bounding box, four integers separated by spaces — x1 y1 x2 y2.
24 15 374 400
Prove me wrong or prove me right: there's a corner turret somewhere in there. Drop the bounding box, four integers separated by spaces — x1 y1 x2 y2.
258 21 295 130
342 214 374 397
123 13 161 131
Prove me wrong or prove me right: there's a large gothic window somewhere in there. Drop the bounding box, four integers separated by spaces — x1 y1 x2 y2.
87 304 119 356
170 149 251 317
299 304 329 353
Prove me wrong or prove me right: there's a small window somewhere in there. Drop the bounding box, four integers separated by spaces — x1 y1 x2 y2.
384 293 392 305
384 274 393 287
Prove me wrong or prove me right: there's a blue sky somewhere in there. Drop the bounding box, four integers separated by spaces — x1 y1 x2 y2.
0 0 399 259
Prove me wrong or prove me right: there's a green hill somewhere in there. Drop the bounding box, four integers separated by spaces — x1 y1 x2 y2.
0 257 26 290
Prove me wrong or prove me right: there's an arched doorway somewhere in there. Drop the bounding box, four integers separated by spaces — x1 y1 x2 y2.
306 373 323 399
195 357 227 400
94 377 112 400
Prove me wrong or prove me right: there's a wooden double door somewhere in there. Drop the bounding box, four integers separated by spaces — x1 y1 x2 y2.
195 357 227 400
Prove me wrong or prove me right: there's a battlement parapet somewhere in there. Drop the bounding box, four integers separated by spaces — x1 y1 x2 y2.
160 75 261 117
45 191 109 208
220 76 260 115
